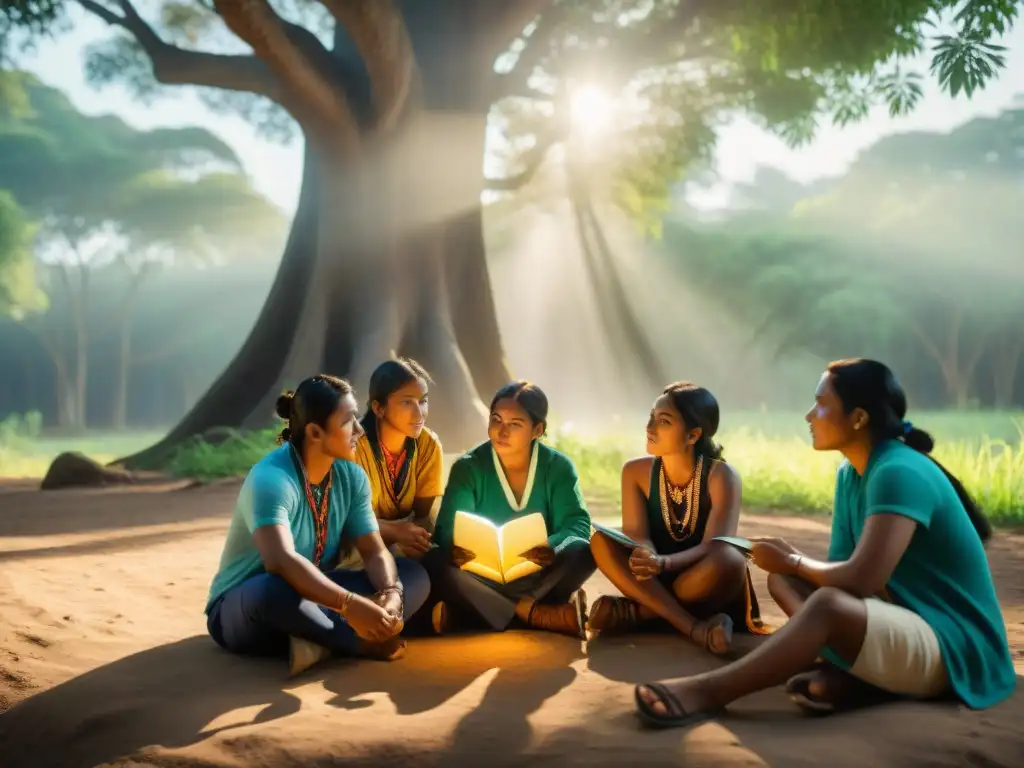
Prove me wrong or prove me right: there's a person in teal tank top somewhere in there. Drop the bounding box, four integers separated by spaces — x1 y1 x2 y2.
588 382 769 657
205 374 429 676
635 359 1015 729
424 381 596 637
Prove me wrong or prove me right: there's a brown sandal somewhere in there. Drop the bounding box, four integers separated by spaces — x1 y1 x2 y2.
689 613 734 657
586 595 641 634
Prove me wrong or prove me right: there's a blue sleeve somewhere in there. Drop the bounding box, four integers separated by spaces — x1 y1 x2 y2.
865 461 936 528
547 453 593 553
242 466 296 532
432 456 477 552
826 465 854 562
341 463 380 540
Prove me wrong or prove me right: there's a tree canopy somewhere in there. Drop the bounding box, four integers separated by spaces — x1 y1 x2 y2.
1 1 1018 207
664 99 1024 407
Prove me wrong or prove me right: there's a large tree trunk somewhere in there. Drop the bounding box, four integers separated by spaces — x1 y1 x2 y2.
119 115 501 468
107 1 528 471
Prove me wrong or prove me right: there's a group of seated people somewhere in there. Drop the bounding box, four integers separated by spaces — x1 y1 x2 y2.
203 357 1016 729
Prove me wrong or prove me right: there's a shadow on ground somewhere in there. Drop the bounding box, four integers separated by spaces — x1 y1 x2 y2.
2 629 1021 768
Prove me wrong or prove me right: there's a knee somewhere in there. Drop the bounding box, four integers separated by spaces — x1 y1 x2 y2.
560 539 596 565
590 530 611 557
252 574 302 616
589 530 620 567
396 558 431 615
803 586 851 618
705 540 748 582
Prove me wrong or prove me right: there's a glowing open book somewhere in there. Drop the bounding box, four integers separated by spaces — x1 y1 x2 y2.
453 510 549 584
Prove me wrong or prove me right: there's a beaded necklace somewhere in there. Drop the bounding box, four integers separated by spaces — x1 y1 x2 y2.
658 454 703 542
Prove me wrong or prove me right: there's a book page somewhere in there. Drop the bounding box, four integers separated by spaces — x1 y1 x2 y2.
498 512 549 581
453 511 503 581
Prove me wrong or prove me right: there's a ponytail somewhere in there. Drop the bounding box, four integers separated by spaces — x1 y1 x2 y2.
902 423 991 543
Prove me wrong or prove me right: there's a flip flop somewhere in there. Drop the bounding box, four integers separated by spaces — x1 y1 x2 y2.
634 682 724 730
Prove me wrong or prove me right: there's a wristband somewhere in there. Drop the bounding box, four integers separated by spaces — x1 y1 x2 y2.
792 555 804 576
337 590 353 615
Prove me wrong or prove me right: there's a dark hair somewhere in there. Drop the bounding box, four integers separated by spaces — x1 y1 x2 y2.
826 358 991 543
490 380 549 434
276 374 353 448
360 358 432 432
662 381 724 460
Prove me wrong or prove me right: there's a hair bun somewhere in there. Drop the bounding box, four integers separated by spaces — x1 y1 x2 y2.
275 391 295 420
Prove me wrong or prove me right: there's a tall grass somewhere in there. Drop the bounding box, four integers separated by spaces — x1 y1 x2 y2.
3 410 1022 527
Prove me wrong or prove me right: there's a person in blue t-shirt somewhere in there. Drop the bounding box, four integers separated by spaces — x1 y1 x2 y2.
205 374 430 676
635 358 1015 729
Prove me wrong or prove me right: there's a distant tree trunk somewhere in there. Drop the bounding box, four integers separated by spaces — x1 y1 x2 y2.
991 331 1023 409
53 261 90 431
112 264 155 429
908 303 985 408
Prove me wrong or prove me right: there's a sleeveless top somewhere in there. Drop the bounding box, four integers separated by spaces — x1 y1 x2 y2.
645 456 713 556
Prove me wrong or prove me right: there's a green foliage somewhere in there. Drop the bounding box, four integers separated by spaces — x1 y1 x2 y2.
0 187 42 316
663 100 1024 407
74 410 1022 527
492 0 1019 224
0 70 284 269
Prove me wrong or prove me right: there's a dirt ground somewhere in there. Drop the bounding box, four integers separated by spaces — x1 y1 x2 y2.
1 479 1022 767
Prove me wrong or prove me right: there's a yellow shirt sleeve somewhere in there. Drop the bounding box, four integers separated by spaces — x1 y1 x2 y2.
414 428 444 499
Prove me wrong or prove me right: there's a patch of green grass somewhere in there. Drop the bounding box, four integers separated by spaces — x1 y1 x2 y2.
547 417 1024 527
0 412 166 478
4 410 1022 527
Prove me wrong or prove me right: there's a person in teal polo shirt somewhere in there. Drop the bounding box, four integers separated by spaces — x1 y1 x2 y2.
205 374 429 676
424 381 596 638
634 358 1015 728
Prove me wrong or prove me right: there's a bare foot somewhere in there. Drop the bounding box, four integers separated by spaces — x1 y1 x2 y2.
355 635 407 662
786 665 893 713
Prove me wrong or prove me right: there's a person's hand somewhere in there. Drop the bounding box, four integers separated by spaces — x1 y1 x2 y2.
519 544 555 567
374 587 404 621
344 594 401 641
451 545 476 568
390 521 432 557
750 536 800 556
629 547 665 581
750 539 801 575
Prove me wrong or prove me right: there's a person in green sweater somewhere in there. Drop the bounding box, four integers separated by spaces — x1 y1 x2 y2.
635 358 1016 729
424 381 596 637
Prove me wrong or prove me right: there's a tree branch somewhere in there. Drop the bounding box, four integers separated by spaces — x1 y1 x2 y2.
485 127 563 192
77 0 281 97
320 0 417 133
213 0 360 151
496 2 568 102
485 0 555 59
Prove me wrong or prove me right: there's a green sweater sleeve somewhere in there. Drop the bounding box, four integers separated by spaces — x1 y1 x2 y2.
546 454 593 553
432 456 477 552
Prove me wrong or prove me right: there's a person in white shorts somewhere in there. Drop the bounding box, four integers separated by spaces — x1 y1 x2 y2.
634 359 1015 729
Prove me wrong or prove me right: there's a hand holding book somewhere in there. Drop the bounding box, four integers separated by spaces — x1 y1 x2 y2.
519 544 555 567
451 545 476 567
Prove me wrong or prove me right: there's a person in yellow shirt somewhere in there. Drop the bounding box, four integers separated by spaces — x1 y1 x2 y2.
352 358 444 561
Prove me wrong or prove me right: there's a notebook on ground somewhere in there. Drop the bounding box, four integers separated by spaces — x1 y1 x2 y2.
453 511 549 584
